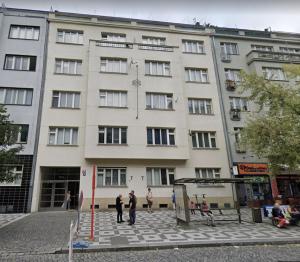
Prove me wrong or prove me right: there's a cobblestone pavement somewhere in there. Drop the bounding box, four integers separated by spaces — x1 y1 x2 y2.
76 209 300 248
0 213 28 229
0 211 76 255
1 244 300 262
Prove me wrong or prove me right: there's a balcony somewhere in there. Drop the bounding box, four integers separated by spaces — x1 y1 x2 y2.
230 108 241 121
225 80 236 91
246 50 300 65
221 53 231 62
235 142 246 153
96 40 133 49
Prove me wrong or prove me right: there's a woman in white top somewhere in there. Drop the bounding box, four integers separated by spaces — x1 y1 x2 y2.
146 187 153 213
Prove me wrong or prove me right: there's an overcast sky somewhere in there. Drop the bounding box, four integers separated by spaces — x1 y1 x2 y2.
3 0 300 33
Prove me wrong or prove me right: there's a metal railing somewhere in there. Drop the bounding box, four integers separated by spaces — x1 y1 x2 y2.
247 50 300 64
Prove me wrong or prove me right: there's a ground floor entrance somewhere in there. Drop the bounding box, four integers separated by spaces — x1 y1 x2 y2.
39 167 80 211
277 175 300 204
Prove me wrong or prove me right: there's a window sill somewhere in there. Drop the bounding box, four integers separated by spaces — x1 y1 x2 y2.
189 113 214 116
185 81 210 84
183 52 206 55
99 71 128 75
4 69 35 72
97 143 128 146
266 79 289 82
2 104 32 107
47 144 79 147
145 74 172 78
99 106 128 109
54 73 82 76
147 185 173 188
145 108 175 111
147 145 177 148
51 107 80 110
9 37 39 41
192 147 219 150
56 41 84 46
97 186 128 188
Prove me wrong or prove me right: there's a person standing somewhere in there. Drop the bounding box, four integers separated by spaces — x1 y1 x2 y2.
66 191 71 211
128 190 137 225
172 190 176 210
146 187 153 213
116 194 124 223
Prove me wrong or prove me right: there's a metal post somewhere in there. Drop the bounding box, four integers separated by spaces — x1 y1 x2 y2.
90 166 95 241
69 220 73 262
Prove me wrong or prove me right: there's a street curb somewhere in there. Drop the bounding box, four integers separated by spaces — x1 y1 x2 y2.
55 239 300 254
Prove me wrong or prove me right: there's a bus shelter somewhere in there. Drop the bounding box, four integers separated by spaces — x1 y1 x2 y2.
173 177 253 225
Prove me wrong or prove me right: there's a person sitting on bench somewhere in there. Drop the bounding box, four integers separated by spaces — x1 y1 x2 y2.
272 202 289 228
201 200 215 227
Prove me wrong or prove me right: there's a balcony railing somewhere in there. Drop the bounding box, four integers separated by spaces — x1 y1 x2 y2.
235 142 246 153
96 40 133 49
138 44 174 52
225 80 236 91
246 50 300 65
230 108 241 121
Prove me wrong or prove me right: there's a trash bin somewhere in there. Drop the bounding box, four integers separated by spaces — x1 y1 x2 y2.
252 208 262 223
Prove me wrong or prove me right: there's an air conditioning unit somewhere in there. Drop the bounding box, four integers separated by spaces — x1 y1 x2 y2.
226 80 236 91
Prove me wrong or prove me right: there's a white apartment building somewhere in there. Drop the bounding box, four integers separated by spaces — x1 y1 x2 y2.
31 12 233 211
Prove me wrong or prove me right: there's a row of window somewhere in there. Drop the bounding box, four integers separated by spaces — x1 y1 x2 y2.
48 126 218 149
96 167 220 187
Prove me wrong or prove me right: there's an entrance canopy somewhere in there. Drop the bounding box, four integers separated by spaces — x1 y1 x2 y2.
174 177 253 185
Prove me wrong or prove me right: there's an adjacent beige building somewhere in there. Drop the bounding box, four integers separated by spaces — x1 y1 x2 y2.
31 12 233 212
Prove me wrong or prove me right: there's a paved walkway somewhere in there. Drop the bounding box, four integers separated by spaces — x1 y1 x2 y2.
0 213 28 229
76 209 300 249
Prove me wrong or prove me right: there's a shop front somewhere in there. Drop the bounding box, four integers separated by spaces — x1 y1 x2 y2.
233 163 272 207
276 173 300 205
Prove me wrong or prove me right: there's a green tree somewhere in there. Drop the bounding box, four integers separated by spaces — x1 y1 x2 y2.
240 65 300 176
0 105 23 183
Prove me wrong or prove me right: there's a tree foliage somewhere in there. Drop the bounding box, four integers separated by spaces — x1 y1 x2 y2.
240 65 300 174
0 105 23 183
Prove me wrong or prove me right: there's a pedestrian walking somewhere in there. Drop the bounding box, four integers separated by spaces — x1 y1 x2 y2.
172 190 176 210
116 194 125 223
201 200 215 226
128 190 137 225
65 191 71 211
146 187 153 213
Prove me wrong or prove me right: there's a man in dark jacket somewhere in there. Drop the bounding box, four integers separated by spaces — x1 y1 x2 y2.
116 194 124 223
128 190 137 225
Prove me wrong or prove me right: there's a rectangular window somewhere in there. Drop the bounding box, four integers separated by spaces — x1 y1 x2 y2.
182 40 204 53
251 45 273 52
188 98 212 115
279 47 300 53
195 168 220 179
97 167 126 187
185 68 208 83
98 126 127 145
0 88 33 105
16 124 29 143
48 127 78 145
225 69 241 82
234 127 243 144
146 168 175 186
146 93 173 110
262 67 286 81
220 42 238 55
147 128 175 146
52 91 80 109
145 61 170 76
9 25 39 40
100 32 127 48
0 166 23 186
55 59 82 75
57 30 83 44
191 131 216 149
99 90 127 108
140 36 172 51
229 97 249 111
4 55 36 71
100 58 127 73
142 36 165 45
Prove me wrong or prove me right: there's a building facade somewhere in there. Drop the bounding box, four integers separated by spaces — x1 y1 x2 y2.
0 7 48 213
31 11 234 212
212 28 300 205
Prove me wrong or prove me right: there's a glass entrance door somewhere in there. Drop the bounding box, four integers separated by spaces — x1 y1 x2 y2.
40 182 67 209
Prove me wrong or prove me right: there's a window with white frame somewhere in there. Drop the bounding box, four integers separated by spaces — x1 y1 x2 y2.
4 55 36 71
98 126 127 144
185 68 208 82
145 61 170 76
0 88 33 105
191 131 216 149
146 168 175 186
52 91 80 108
229 97 249 111
195 168 220 179
251 45 273 52
15 124 29 143
225 69 241 82
57 30 83 44
48 127 78 145
9 25 39 40
147 128 175 146
99 90 127 108
262 67 286 81
100 58 127 73
220 42 239 55
97 167 126 187
182 40 204 53
279 47 300 53
188 98 212 115
234 127 243 143
142 36 165 45
55 59 82 75
101 32 126 42
146 93 173 110
0 166 23 186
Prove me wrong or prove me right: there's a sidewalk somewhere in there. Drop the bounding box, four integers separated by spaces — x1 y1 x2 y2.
0 213 28 229
72 209 300 251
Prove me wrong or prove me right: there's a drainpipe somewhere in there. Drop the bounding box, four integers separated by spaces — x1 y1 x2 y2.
210 36 238 206
27 18 49 213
